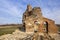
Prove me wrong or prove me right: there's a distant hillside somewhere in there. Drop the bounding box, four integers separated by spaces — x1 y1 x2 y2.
56 24 60 27
0 24 23 28
0 24 60 27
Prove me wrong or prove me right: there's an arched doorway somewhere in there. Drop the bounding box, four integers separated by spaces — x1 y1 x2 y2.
43 21 48 34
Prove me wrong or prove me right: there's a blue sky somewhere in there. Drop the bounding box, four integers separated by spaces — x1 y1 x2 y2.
0 0 60 24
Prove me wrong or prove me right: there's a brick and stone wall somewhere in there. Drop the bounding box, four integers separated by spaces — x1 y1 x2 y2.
22 5 58 33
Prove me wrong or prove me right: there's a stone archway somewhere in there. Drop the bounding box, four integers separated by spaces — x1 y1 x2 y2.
43 21 48 34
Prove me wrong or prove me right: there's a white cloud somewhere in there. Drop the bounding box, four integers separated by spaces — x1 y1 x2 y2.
0 0 60 24
0 0 23 17
0 17 22 24
42 7 60 24
0 0 24 24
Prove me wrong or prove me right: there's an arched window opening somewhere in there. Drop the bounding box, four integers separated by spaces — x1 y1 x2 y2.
34 21 40 25
43 21 48 34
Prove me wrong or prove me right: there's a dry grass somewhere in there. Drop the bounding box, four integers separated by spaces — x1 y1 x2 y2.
0 24 60 36
0 27 18 36
0 24 21 36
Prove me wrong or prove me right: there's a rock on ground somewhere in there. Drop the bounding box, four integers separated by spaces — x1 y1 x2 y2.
0 29 33 40
0 29 60 40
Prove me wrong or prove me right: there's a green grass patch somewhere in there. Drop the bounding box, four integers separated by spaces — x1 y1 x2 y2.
0 27 18 36
58 27 60 32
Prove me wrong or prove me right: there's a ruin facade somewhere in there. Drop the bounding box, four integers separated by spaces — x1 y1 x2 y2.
22 5 58 34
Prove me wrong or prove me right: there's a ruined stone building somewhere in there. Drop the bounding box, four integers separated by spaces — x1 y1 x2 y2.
22 5 58 34
0 5 59 40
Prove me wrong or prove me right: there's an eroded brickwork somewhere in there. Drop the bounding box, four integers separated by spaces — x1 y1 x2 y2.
22 5 58 33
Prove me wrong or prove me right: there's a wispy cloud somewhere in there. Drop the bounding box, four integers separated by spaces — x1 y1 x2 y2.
0 0 23 24
40 0 60 24
0 0 23 17
0 0 60 24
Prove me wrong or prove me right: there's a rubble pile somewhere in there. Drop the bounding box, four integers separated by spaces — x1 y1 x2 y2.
0 29 60 40
0 29 34 40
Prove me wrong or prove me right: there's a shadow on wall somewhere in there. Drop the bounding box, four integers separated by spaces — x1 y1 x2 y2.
18 25 26 32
